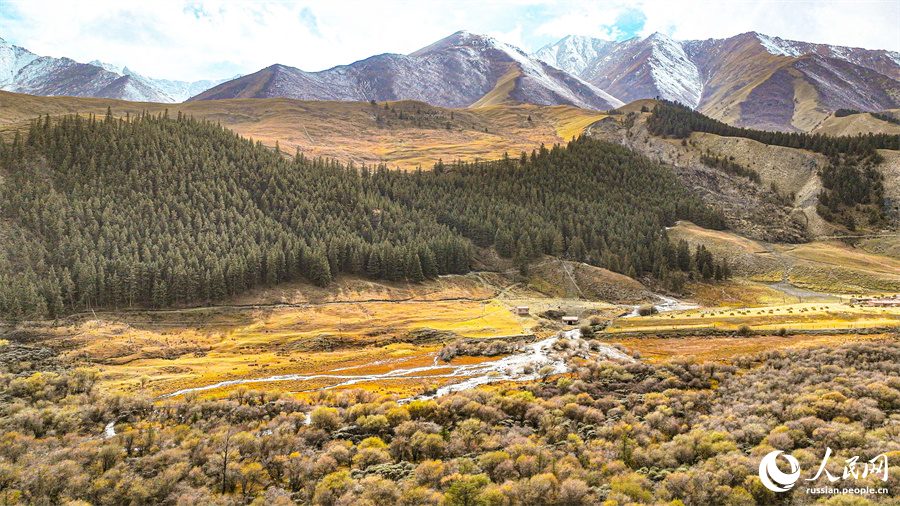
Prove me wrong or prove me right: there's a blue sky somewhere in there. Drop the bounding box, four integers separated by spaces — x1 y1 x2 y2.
1 0 898 82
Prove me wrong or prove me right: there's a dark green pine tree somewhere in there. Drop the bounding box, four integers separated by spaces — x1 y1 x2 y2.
307 248 332 287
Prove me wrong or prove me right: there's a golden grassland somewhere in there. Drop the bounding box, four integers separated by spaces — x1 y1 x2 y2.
609 333 897 364
669 221 770 255
689 280 795 307
606 302 900 334
669 221 900 294
0 90 605 170
18 240 900 402
813 111 900 137
33 263 900 403
44 274 539 399
55 292 900 401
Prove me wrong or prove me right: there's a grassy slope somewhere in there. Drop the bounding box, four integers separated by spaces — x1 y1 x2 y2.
0 91 605 170
813 111 900 136
669 221 900 294
693 46 842 132
697 47 794 126
469 66 521 108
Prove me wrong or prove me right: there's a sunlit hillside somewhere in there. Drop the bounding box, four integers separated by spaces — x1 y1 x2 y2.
0 91 606 170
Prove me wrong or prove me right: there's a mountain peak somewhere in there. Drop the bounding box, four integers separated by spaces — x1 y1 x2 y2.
410 30 507 57
1 40 232 102
89 60 124 75
192 30 620 110
263 63 297 72
646 32 674 42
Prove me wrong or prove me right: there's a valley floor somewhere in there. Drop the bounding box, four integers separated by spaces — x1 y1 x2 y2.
8 230 900 404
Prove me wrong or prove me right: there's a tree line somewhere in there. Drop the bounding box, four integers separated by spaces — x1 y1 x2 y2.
647 100 900 156
0 110 726 319
835 108 900 126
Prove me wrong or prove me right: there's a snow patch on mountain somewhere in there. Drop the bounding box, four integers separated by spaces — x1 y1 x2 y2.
89 60 124 75
646 33 702 108
0 38 39 86
146 77 236 102
86 61 236 102
756 33 804 57
1 38 231 102
534 35 612 75
477 33 622 109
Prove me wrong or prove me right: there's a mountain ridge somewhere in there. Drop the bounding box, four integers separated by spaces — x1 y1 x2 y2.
189 31 623 111
536 31 900 131
0 37 234 102
4 30 900 131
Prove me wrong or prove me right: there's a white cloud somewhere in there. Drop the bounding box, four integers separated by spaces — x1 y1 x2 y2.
534 2 630 40
1 0 469 80
1 0 897 82
636 0 900 50
488 25 528 50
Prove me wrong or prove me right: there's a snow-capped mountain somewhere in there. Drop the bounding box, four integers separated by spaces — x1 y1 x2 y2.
0 38 232 103
535 31 900 131
533 35 615 77
753 33 900 81
536 33 703 108
0 39 40 86
190 31 623 111
5 30 899 131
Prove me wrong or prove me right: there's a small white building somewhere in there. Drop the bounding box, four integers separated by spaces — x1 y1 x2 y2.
562 316 579 325
515 306 530 315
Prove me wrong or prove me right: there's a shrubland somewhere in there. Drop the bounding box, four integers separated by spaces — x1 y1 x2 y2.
0 339 897 505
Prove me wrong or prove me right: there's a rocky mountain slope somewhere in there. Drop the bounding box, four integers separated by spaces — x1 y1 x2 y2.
536 32 900 131
189 31 623 110
0 37 230 102
586 104 824 242
586 101 900 245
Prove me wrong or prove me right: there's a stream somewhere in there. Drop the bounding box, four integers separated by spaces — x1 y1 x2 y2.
157 329 633 402
765 280 840 302
104 421 116 439
622 294 698 318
